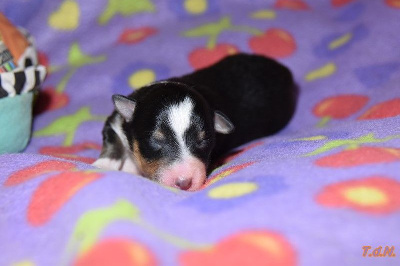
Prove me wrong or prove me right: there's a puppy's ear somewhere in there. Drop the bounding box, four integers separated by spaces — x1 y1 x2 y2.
112 95 136 122
214 111 234 134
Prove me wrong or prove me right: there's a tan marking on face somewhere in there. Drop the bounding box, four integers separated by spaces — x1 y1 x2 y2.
153 129 165 141
199 131 206 140
133 140 163 180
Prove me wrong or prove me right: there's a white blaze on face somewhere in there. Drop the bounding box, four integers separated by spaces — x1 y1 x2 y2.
159 97 207 191
167 97 194 157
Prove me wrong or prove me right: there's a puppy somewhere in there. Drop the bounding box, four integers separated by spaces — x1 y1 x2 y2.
93 53 296 191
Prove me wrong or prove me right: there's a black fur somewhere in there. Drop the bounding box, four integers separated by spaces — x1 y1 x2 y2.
100 53 296 172
173 53 297 162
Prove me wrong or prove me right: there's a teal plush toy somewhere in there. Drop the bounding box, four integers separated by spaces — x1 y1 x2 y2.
0 92 33 153
0 13 46 154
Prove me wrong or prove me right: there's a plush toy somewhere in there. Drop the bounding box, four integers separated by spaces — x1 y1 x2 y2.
0 13 46 154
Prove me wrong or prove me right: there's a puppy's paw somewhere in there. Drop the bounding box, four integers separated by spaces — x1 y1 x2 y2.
120 157 140 175
92 157 123 171
92 157 140 175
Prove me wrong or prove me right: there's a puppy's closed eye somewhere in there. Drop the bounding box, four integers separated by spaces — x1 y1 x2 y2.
196 131 209 149
150 129 165 150
153 129 165 141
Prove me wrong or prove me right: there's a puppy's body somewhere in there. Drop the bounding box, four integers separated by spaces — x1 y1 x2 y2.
174 54 296 160
94 54 296 190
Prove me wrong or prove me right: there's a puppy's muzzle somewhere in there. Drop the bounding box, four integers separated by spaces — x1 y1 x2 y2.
158 157 206 191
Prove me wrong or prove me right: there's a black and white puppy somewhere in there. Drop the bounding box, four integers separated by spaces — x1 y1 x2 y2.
93 53 296 191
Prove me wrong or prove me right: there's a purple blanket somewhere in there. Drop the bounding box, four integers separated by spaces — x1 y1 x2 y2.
1 0 400 265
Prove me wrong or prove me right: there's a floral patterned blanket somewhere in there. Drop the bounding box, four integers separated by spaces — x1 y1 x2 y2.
1 0 400 265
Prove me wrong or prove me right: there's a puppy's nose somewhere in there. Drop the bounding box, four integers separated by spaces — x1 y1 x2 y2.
175 177 192 190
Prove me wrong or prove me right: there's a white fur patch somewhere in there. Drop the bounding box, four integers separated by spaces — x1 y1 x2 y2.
110 114 130 150
92 157 122 170
120 156 140 174
167 97 193 157
92 157 139 175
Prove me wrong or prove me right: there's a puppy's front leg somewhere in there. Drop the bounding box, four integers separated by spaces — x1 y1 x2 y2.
93 114 139 175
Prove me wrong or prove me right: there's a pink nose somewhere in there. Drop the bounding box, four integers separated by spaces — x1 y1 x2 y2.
175 177 192 190
159 157 207 191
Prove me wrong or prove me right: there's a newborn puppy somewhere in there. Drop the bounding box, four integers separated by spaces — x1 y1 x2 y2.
93 53 296 191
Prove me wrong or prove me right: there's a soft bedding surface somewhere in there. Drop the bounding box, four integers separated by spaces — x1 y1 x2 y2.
1 1 400 265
